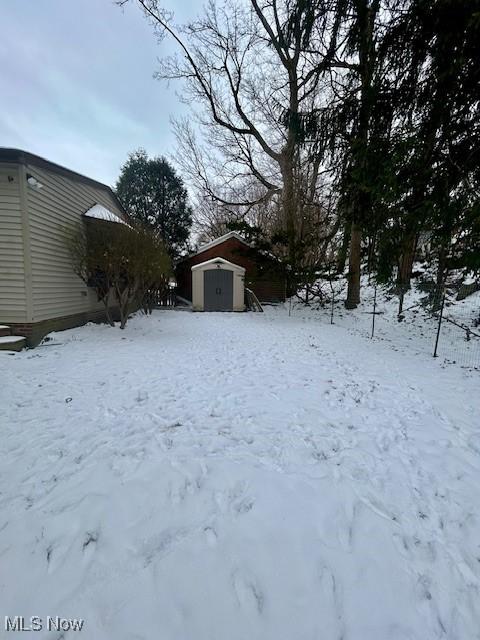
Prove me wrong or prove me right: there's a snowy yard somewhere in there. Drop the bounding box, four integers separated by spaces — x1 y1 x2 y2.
1 308 479 639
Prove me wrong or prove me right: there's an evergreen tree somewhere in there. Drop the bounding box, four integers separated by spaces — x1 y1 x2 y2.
330 0 390 308
116 149 193 258
379 0 480 294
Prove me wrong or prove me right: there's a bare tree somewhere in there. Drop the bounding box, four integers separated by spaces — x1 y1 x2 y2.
119 0 348 283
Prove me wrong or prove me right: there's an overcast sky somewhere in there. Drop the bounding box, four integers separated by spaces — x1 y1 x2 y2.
0 0 196 186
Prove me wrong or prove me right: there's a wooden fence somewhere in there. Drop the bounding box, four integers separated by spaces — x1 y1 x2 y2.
148 288 177 308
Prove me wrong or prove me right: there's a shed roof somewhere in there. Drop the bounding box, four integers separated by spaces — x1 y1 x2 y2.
178 231 251 263
191 256 246 273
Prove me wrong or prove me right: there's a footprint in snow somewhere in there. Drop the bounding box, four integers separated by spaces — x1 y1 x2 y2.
204 526 217 547
232 569 264 614
141 528 188 567
46 539 71 574
214 481 255 516
317 564 345 635
416 573 433 601
82 530 99 564
234 497 254 515
229 482 255 516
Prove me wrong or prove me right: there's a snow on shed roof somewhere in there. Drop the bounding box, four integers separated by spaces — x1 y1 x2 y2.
191 256 246 272
84 204 126 225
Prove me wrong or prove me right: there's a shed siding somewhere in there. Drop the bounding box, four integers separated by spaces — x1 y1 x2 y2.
0 165 27 323
25 162 124 322
191 259 245 311
176 237 286 303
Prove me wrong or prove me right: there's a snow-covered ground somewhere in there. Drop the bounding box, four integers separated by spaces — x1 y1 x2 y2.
1 307 479 639
300 278 480 369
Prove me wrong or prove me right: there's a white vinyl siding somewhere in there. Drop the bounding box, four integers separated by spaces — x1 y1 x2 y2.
0 165 27 323
25 163 124 323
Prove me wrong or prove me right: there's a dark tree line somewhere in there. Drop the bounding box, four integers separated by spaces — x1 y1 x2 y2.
120 0 480 307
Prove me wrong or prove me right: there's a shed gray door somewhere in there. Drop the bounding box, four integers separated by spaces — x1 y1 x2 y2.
204 269 233 311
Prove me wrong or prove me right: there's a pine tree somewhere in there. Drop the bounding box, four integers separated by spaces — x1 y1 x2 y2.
116 149 193 258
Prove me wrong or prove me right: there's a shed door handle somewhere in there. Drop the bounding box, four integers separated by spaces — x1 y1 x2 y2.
216 287 221 294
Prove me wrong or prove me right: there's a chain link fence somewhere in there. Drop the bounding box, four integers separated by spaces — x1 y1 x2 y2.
371 279 480 369
431 286 480 368
296 275 480 370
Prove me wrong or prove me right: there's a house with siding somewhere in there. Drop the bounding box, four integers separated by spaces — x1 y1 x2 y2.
0 148 127 347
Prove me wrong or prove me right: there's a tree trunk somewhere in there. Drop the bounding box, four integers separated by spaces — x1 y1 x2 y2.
433 244 447 309
104 303 115 327
367 232 376 274
281 158 298 297
343 0 378 310
397 233 417 292
101 295 115 327
282 161 296 274
119 301 128 329
336 221 351 274
345 223 361 309
117 287 130 330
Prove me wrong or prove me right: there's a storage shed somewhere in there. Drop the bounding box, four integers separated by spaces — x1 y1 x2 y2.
192 257 245 312
176 231 286 306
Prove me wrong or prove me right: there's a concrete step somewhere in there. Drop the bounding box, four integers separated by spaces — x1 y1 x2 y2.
0 335 26 352
0 325 11 338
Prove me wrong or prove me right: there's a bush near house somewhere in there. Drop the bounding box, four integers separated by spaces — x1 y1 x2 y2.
68 219 171 329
